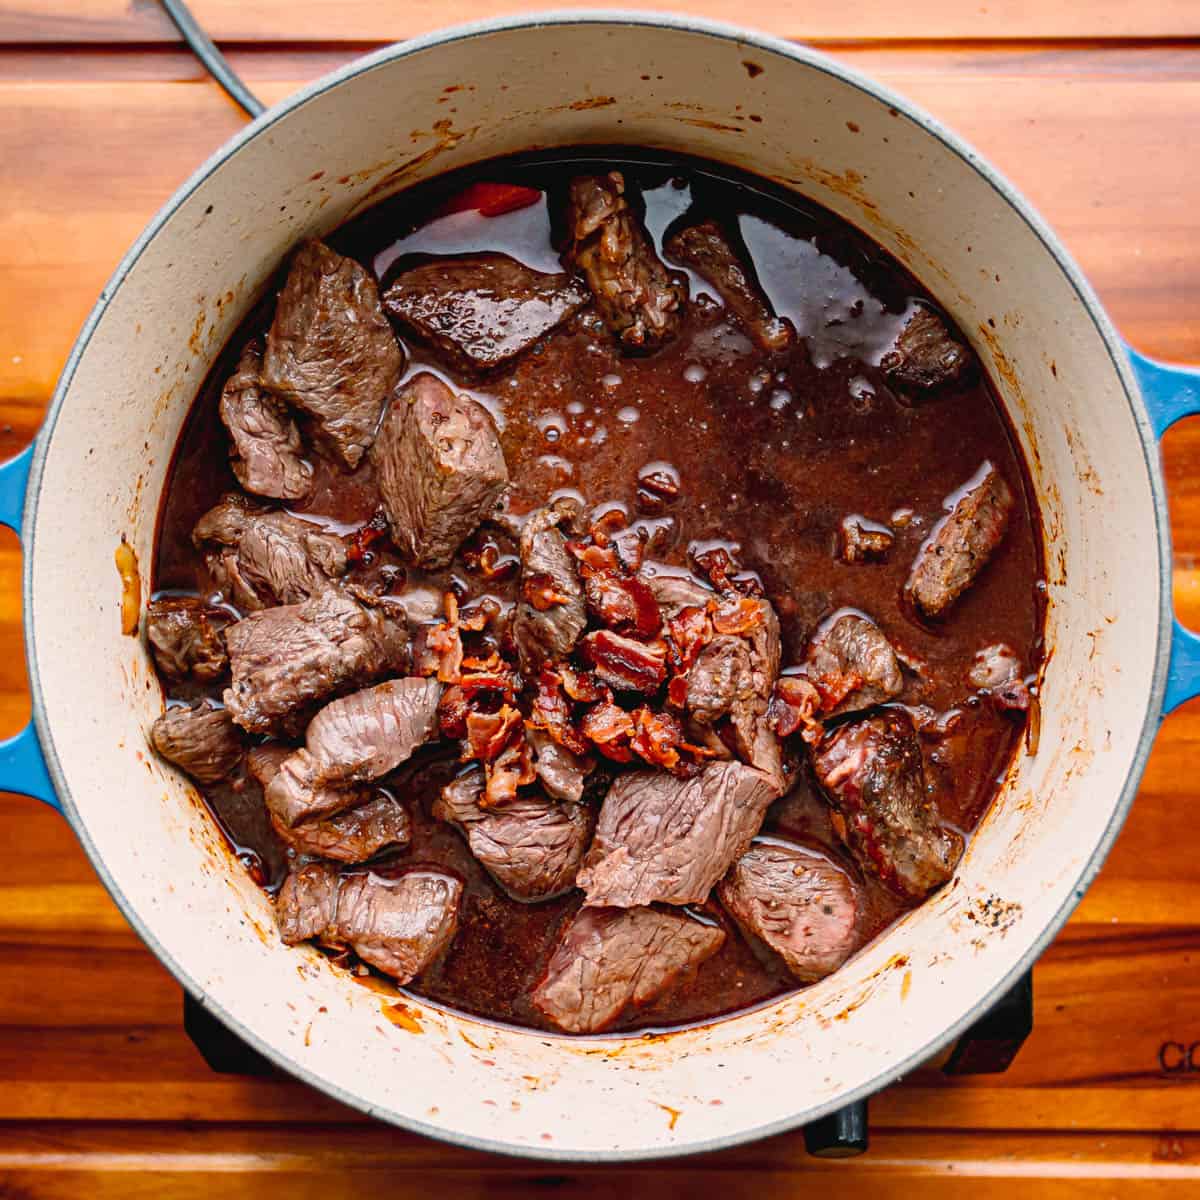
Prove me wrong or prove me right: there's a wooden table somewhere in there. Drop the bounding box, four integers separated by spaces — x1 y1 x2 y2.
3 2 1200 1193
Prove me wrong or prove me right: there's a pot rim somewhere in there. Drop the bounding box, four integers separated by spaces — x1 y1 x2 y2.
23 9 1173 1162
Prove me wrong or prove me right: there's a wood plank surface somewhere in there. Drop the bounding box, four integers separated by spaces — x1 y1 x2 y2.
2 6 1200 1193
2 0 1200 46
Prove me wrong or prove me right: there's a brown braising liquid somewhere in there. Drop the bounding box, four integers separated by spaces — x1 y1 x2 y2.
153 150 1045 1034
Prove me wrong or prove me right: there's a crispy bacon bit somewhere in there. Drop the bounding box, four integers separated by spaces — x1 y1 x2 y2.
478 542 519 582
568 540 620 573
584 570 662 637
528 669 590 756
484 732 536 807
588 507 628 547
459 597 500 631
581 701 636 762
711 596 766 636
630 707 684 771
580 630 668 694
768 676 824 743
523 570 572 611
667 674 690 709
426 619 463 684
637 466 680 501
693 546 738 591
465 704 522 763
667 604 714 672
558 665 607 703
438 685 470 739
347 510 389 565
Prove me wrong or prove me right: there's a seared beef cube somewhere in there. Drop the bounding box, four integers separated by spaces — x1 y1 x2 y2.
532 905 725 1034
372 373 509 570
906 463 1014 618
248 746 410 863
687 635 752 725
813 710 962 899
383 253 589 374
193 494 348 612
262 240 402 469
433 766 593 903
223 589 409 735
275 860 340 944
804 610 903 716
646 572 714 618
881 304 975 395
563 172 687 351
665 220 794 352
723 597 784 784
144 596 231 683
218 339 313 500
149 700 243 784
718 841 861 983
838 515 894 564
528 727 592 804
513 504 587 675
275 862 462 984
260 748 351 828
303 677 441 784
578 760 780 907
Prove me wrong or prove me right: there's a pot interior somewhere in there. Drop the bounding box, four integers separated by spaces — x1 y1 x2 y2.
27 18 1164 1158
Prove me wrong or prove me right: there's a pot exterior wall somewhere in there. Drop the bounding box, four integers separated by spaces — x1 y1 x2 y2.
25 16 1167 1159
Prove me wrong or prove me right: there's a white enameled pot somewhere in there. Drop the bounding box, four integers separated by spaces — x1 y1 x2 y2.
4 12 1200 1162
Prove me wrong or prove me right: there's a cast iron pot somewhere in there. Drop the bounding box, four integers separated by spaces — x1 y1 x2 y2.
3 12 1199 1161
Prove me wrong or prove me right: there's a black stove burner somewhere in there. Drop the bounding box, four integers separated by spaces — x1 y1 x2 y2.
181 969 1034 1155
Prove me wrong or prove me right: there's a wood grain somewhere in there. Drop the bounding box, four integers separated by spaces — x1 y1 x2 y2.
2 12 1200 1192
2 0 1200 46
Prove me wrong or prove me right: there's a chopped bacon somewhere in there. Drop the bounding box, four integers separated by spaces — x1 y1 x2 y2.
438 685 470 739
568 540 620 573
580 630 668 694
630 707 684 771
484 733 536 807
440 181 542 218
584 569 662 637
459 597 501 632
666 674 690 709
558 665 607 703
346 510 389 565
768 676 824 743
711 596 766 636
581 701 636 762
637 466 680 501
693 546 738 591
426 619 463 684
528 669 590 756
523 571 572 611
465 704 522 763
462 533 519 584
667 604 714 672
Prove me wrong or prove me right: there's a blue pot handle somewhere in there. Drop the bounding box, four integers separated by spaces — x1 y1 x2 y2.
0 444 58 811
1128 347 1200 716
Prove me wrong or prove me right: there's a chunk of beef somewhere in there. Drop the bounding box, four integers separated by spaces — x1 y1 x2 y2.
433 766 593 902
838 515 894 564
527 727 592 803
717 840 861 983
193 494 348 612
383 253 589 374
262 240 402 469
881 304 975 394
218 339 313 500
665 220 794 352
813 710 963 899
149 701 243 784
577 760 780 907
303 677 441 783
512 504 587 674
724 596 783 784
563 172 687 350
260 748 350 828
532 905 725 1034
144 596 231 682
646 573 713 617
372 373 509 569
275 862 461 984
804 610 903 716
223 589 409 735
248 745 410 862
906 463 1014 618
687 635 751 725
